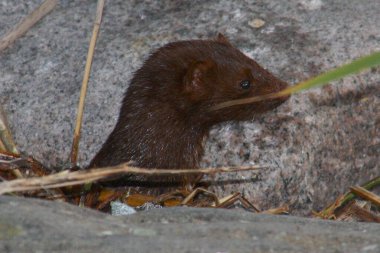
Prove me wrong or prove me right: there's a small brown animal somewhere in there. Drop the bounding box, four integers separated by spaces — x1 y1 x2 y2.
89 34 289 193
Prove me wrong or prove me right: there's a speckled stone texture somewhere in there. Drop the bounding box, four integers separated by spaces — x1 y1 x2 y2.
0 0 379 215
1 196 380 253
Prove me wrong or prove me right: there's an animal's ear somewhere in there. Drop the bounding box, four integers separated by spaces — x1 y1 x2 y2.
183 60 215 101
216 33 232 46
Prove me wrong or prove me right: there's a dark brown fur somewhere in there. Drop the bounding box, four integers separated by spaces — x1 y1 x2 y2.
89 34 289 193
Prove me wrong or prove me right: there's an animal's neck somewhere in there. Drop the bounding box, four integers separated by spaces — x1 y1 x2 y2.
137 106 207 168
90 99 209 169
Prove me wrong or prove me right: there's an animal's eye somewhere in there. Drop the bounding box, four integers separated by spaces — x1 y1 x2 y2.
240 80 251 89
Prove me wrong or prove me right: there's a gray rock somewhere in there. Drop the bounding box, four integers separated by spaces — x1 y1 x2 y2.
1 196 379 253
0 0 379 215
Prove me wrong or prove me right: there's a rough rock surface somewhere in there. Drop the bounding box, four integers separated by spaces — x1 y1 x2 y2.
1 196 379 253
0 0 379 215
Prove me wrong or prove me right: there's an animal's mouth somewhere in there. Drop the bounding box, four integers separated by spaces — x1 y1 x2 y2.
209 90 290 111
259 97 287 111
238 94 289 114
266 94 290 106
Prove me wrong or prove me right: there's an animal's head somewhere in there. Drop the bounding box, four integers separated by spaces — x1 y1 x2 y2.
181 34 290 124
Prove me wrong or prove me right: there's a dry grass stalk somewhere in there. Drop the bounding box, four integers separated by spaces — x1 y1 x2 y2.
350 186 380 207
239 195 261 212
70 0 105 164
261 205 289 215
181 187 220 206
0 0 58 52
316 176 380 219
347 204 380 223
336 200 380 223
214 192 242 208
0 105 23 178
0 106 19 155
314 195 344 219
0 163 262 195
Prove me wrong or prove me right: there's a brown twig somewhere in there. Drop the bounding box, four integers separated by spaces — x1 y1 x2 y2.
0 163 263 195
70 0 105 165
0 0 58 52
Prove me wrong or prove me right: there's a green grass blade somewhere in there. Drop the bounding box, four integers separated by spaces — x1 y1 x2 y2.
282 51 380 95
